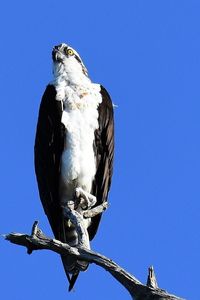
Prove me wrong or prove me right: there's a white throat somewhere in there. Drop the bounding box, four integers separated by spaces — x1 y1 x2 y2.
51 59 101 104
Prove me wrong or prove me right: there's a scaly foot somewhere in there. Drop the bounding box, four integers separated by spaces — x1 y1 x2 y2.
75 187 97 209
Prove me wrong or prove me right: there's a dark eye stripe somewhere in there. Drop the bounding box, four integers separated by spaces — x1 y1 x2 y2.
75 55 82 63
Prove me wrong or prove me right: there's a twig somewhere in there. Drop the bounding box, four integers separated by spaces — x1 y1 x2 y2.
83 202 108 218
147 266 158 289
5 222 184 300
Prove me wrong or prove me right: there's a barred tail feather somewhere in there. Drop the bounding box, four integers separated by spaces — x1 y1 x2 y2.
59 219 89 291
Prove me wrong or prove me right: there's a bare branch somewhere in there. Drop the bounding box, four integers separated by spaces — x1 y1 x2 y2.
5 222 184 300
147 266 158 289
83 202 108 218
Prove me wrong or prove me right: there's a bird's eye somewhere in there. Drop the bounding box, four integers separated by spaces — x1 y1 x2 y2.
66 48 74 56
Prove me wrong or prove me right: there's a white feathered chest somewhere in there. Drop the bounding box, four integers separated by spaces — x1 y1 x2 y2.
55 81 102 194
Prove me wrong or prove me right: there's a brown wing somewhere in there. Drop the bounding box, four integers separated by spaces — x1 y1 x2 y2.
88 85 114 240
34 84 65 238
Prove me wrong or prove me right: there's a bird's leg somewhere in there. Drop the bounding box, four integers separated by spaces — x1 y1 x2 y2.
62 205 90 249
75 187 97 210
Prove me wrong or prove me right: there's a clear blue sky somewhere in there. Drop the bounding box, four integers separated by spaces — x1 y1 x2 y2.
1 1 199 299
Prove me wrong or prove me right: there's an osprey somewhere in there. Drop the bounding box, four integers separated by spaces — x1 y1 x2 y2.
34 43 114 290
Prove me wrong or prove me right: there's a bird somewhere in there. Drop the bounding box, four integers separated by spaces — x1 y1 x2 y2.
34 43 114 291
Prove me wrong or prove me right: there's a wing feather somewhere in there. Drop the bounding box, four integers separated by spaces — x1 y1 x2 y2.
34 84 64 237
88 85 114 240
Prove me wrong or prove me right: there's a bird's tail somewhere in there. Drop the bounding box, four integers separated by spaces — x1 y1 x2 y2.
61 256 88 291
60 218 89 291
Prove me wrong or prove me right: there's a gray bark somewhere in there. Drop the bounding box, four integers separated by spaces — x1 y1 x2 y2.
5 221 185 300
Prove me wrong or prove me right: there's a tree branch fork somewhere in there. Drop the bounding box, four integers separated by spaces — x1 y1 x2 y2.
5 221 184 300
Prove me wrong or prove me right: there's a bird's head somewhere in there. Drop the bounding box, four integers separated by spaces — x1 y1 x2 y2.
52 43 88 79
